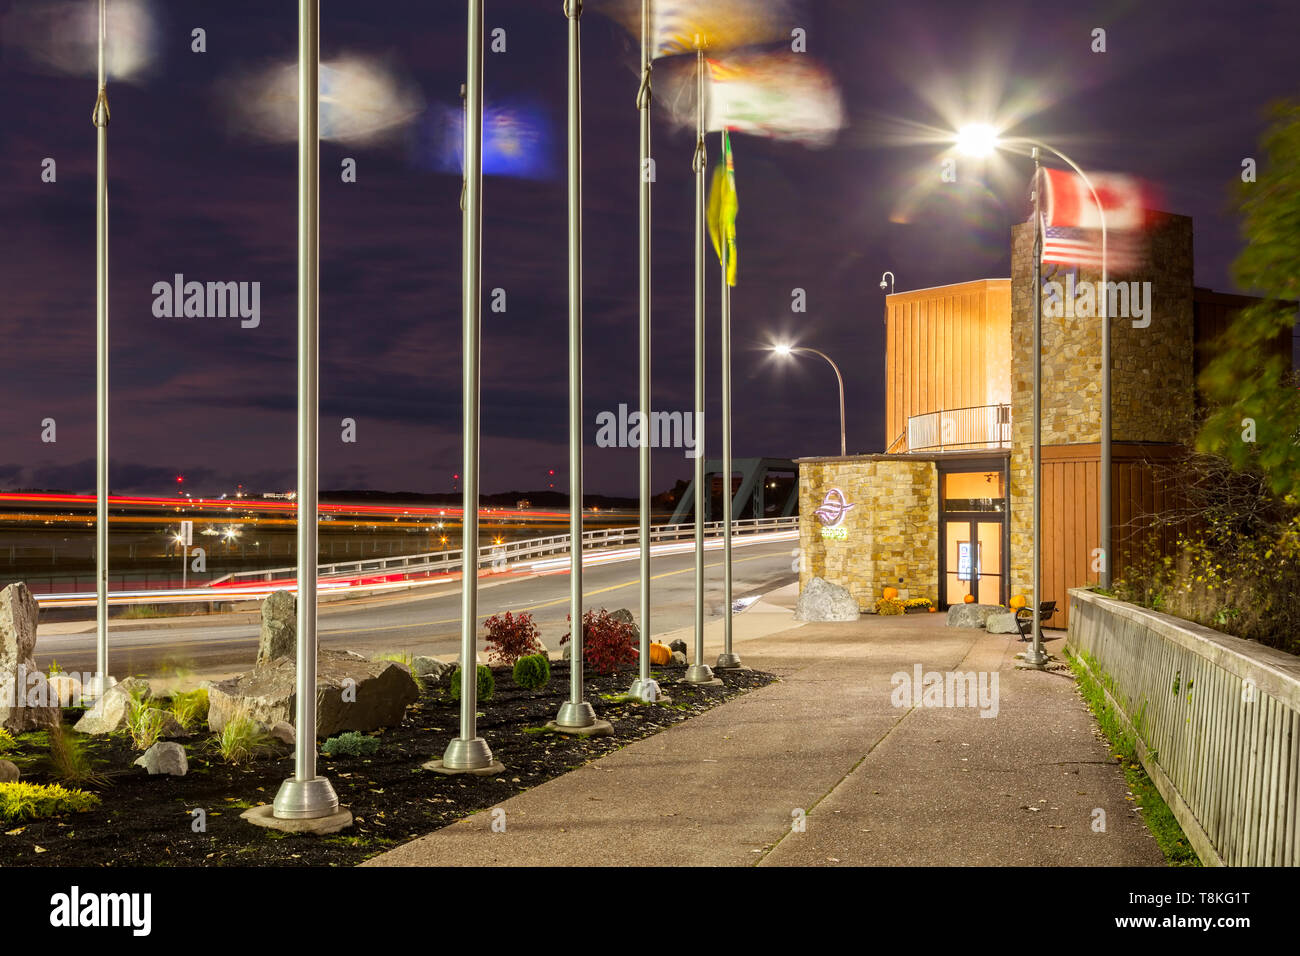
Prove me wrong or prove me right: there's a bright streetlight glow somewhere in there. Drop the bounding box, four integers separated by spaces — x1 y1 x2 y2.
955 123 999 157
772 342 793 356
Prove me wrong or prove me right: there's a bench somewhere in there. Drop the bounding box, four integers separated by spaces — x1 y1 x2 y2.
1015 601 1057 641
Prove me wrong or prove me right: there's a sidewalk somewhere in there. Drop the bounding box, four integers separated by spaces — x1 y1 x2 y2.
365 594 1165 867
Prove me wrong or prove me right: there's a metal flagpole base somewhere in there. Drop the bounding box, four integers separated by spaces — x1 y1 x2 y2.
272 775 340 820
626 677 661 702
684 663 715 684
554 700 596 729
1015 648 1050 670
440 736 496 771
714 652 742 670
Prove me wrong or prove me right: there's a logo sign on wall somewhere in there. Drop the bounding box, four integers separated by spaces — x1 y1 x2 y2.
814 487 854 540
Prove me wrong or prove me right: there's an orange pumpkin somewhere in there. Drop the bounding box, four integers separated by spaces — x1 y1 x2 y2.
963 593 976 604
927 606 937 613
649 642 672 666
1009 594 1027 610
882 586 899 600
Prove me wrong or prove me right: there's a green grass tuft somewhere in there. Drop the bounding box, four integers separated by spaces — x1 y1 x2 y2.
1068 651 1201 866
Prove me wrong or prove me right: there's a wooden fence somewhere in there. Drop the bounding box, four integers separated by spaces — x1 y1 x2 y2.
1067 588 1300 866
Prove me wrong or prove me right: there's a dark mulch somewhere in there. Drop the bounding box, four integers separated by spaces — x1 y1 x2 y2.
0 663 775 867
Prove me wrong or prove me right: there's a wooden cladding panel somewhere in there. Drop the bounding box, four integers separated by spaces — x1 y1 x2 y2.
884 279 1011 452
1038 444 1183 629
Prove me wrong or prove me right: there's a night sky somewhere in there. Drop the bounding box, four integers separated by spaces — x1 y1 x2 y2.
2 0 1298 499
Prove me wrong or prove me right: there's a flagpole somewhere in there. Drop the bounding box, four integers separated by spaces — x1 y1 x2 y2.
628 0 658 702
442 0 497 768
685 46 713 685
271 0 343 817
90 0 113 699
716 139 740 671
555 0 597 730
1024 148 1048 668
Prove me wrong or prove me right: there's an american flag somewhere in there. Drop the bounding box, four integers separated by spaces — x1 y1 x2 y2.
1041 224 1142 272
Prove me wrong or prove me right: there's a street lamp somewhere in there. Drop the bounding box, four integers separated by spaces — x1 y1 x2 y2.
771 343 847 457
953 124 1110 666
879 271 895 294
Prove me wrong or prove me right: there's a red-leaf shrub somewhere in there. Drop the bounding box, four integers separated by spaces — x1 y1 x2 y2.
483 611 543 665
559 609 640 676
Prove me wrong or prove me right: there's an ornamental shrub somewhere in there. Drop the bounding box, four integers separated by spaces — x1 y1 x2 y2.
449 664 496 702
559 609 639 676
321 731 380 758
483 611 544 665
0 781 100 822
512 653 551 691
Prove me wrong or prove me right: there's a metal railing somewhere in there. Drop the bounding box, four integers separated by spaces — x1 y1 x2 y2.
209 514 800 587
1068 588 1300 866
906 403 1011 453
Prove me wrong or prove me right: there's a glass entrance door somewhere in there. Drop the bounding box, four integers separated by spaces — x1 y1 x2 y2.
943 519 1004 606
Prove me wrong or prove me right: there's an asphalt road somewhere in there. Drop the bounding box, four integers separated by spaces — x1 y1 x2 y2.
35 539 797 682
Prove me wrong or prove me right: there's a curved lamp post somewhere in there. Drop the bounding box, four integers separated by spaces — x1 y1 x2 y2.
879 271 895 294
954 125 1109 667
772 343 847 457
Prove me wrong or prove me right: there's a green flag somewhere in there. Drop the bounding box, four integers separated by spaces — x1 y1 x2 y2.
708 130 738 287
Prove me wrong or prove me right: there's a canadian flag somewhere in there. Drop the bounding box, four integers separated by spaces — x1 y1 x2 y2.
1039 168 1150 231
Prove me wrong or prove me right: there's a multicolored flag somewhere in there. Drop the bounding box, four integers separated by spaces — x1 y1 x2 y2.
705 52 844 147
607 0 793 59
1036 168 1156 272
708 130 739 286
1039 167 1149 231
421 99 556 180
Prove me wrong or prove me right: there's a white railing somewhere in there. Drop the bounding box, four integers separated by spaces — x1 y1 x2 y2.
906 404 1010 453
209 515 800 588
1067 588 1300 866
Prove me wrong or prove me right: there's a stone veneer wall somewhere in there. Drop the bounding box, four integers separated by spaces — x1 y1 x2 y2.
1007 215 1195 595
798 457 938 610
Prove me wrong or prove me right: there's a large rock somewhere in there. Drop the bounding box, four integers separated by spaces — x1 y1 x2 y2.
0 759 19 783
0 583 61 733
793 577 861 622
256 590 297 667
207 649 419 738
946 603 1004 628
73 677 152 735
610 608 640 640
669 639 687 655
985 611 1020 634
412 656 454 686
134 742 188 777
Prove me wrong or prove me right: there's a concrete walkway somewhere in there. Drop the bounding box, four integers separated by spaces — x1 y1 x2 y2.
365 590 1165 867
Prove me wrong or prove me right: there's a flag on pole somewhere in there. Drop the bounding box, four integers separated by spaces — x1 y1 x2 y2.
1039 167 1148 231
607 0 792 59
705 52 844 147
708 130 739 286
1035 168 1154 272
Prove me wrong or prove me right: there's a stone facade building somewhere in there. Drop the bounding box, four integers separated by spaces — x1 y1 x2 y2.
798 212 1259 627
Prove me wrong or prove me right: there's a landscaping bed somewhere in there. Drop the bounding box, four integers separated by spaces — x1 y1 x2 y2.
0 663 775 867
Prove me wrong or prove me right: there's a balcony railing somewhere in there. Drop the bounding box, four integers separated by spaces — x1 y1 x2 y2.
906 403 1011 453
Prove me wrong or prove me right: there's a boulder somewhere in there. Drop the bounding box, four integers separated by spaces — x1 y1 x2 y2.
268 721 296 748
669 639 687 655
610 608 640 640
207 649 419 738
985 611 1020 634
73 676 152 736
133 742 188 777
793 577 861 622
670 651 688 667
0 583 61 733
412 656 454 686
946 603 1004 628
256 590 297 667
0 759 18 783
